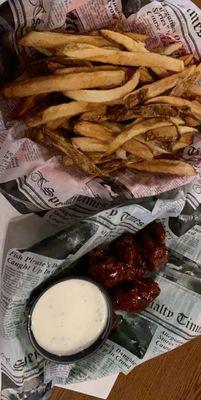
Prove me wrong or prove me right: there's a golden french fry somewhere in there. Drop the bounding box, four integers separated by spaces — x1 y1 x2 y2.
58 44 184 72
34 47 52 56
124 32 149 41
80 107 108 122
73 121 115 142
4 70 125 98
171 68 200 97
123 138 153 160
54 65 123 74
18 95 38 116
147 96 201 121
37 128 102 175
179 54 194 66
106 119 173 154
46 118 68 130
127 159 196 176
178 126 197 135
63 70 140 103
101 121 122 132
100 29 146 52
25 102 97 127
113 104 180 121
116 148 127 159
150 67 169 78
19 31 112 48
189 85 201 97
125 65 196 107
146 125 179 141
184 115 200 127
139 68 154 84
172 133 194 151
146 141 170 156
72 137 108 152
162 43 183 56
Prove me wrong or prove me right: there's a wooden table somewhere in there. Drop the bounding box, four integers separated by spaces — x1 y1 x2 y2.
51 1 201 399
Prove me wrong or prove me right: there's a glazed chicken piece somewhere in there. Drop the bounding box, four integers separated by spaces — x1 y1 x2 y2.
138 222 168 272
138 233 168 272
111 278 161 312
89 235 146 288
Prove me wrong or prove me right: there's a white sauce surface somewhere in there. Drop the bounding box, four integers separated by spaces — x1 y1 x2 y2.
31 279 108 356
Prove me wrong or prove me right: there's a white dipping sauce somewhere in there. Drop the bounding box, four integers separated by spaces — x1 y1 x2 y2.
31 279 108 356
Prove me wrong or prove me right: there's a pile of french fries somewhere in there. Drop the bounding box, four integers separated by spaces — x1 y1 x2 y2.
3 29 201 176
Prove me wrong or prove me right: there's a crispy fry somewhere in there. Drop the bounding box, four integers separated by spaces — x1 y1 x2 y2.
184 115 200 127
150 67 169 78
146 125 179 141
63 70 140 102
18 95 38 116
139 68 154 84
46 118 68 130
124 32 149 41
171 69 200 97
19 31 112 48
147 96 201 121
54 65 123 74
125 65 196 107
146 140 171 156
4 70 125 98
80 107 108 122
72 137 108 152
123 138 153 160
58 45 184 72
25 101 97 127
116 148 127 159
162 43 183 56
73 121 115 142
127 159 196 176
100 29 146 52
101 121 122 132
189 85 201 97
112 104 180 121
37 128 102 175
172 133 194 151
178 125 197 135
179 54 194 66
106 119 173 154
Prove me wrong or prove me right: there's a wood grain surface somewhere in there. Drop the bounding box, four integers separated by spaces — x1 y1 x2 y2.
50 1 201 399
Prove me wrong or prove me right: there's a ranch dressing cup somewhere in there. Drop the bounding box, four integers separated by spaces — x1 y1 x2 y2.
28 277 113 363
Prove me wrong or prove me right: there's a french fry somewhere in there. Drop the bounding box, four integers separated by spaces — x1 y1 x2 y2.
54 65 123 74
73 121 115 142
139 68 154 84
162 43 183 56
80 107 108 122
150 67 169 78
37 128 102 175
178 126 197 135
116 148 127 159
72 137 108 152
172 133 194 151
106 119 173 154
184 115 201 127
101 121 122 132
123 138 153 160
58 44 184 72
19 31 113 49
125 65 196 107
63 70 140 102
189 85 201 97
46 118 68 130
147 96 201 121
124 32 149 41
25 102 97 127
179 54 194 66
100 29 146 52
146 125 179 141
4 70 125 98
18 95 38 116
127 159 196 176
